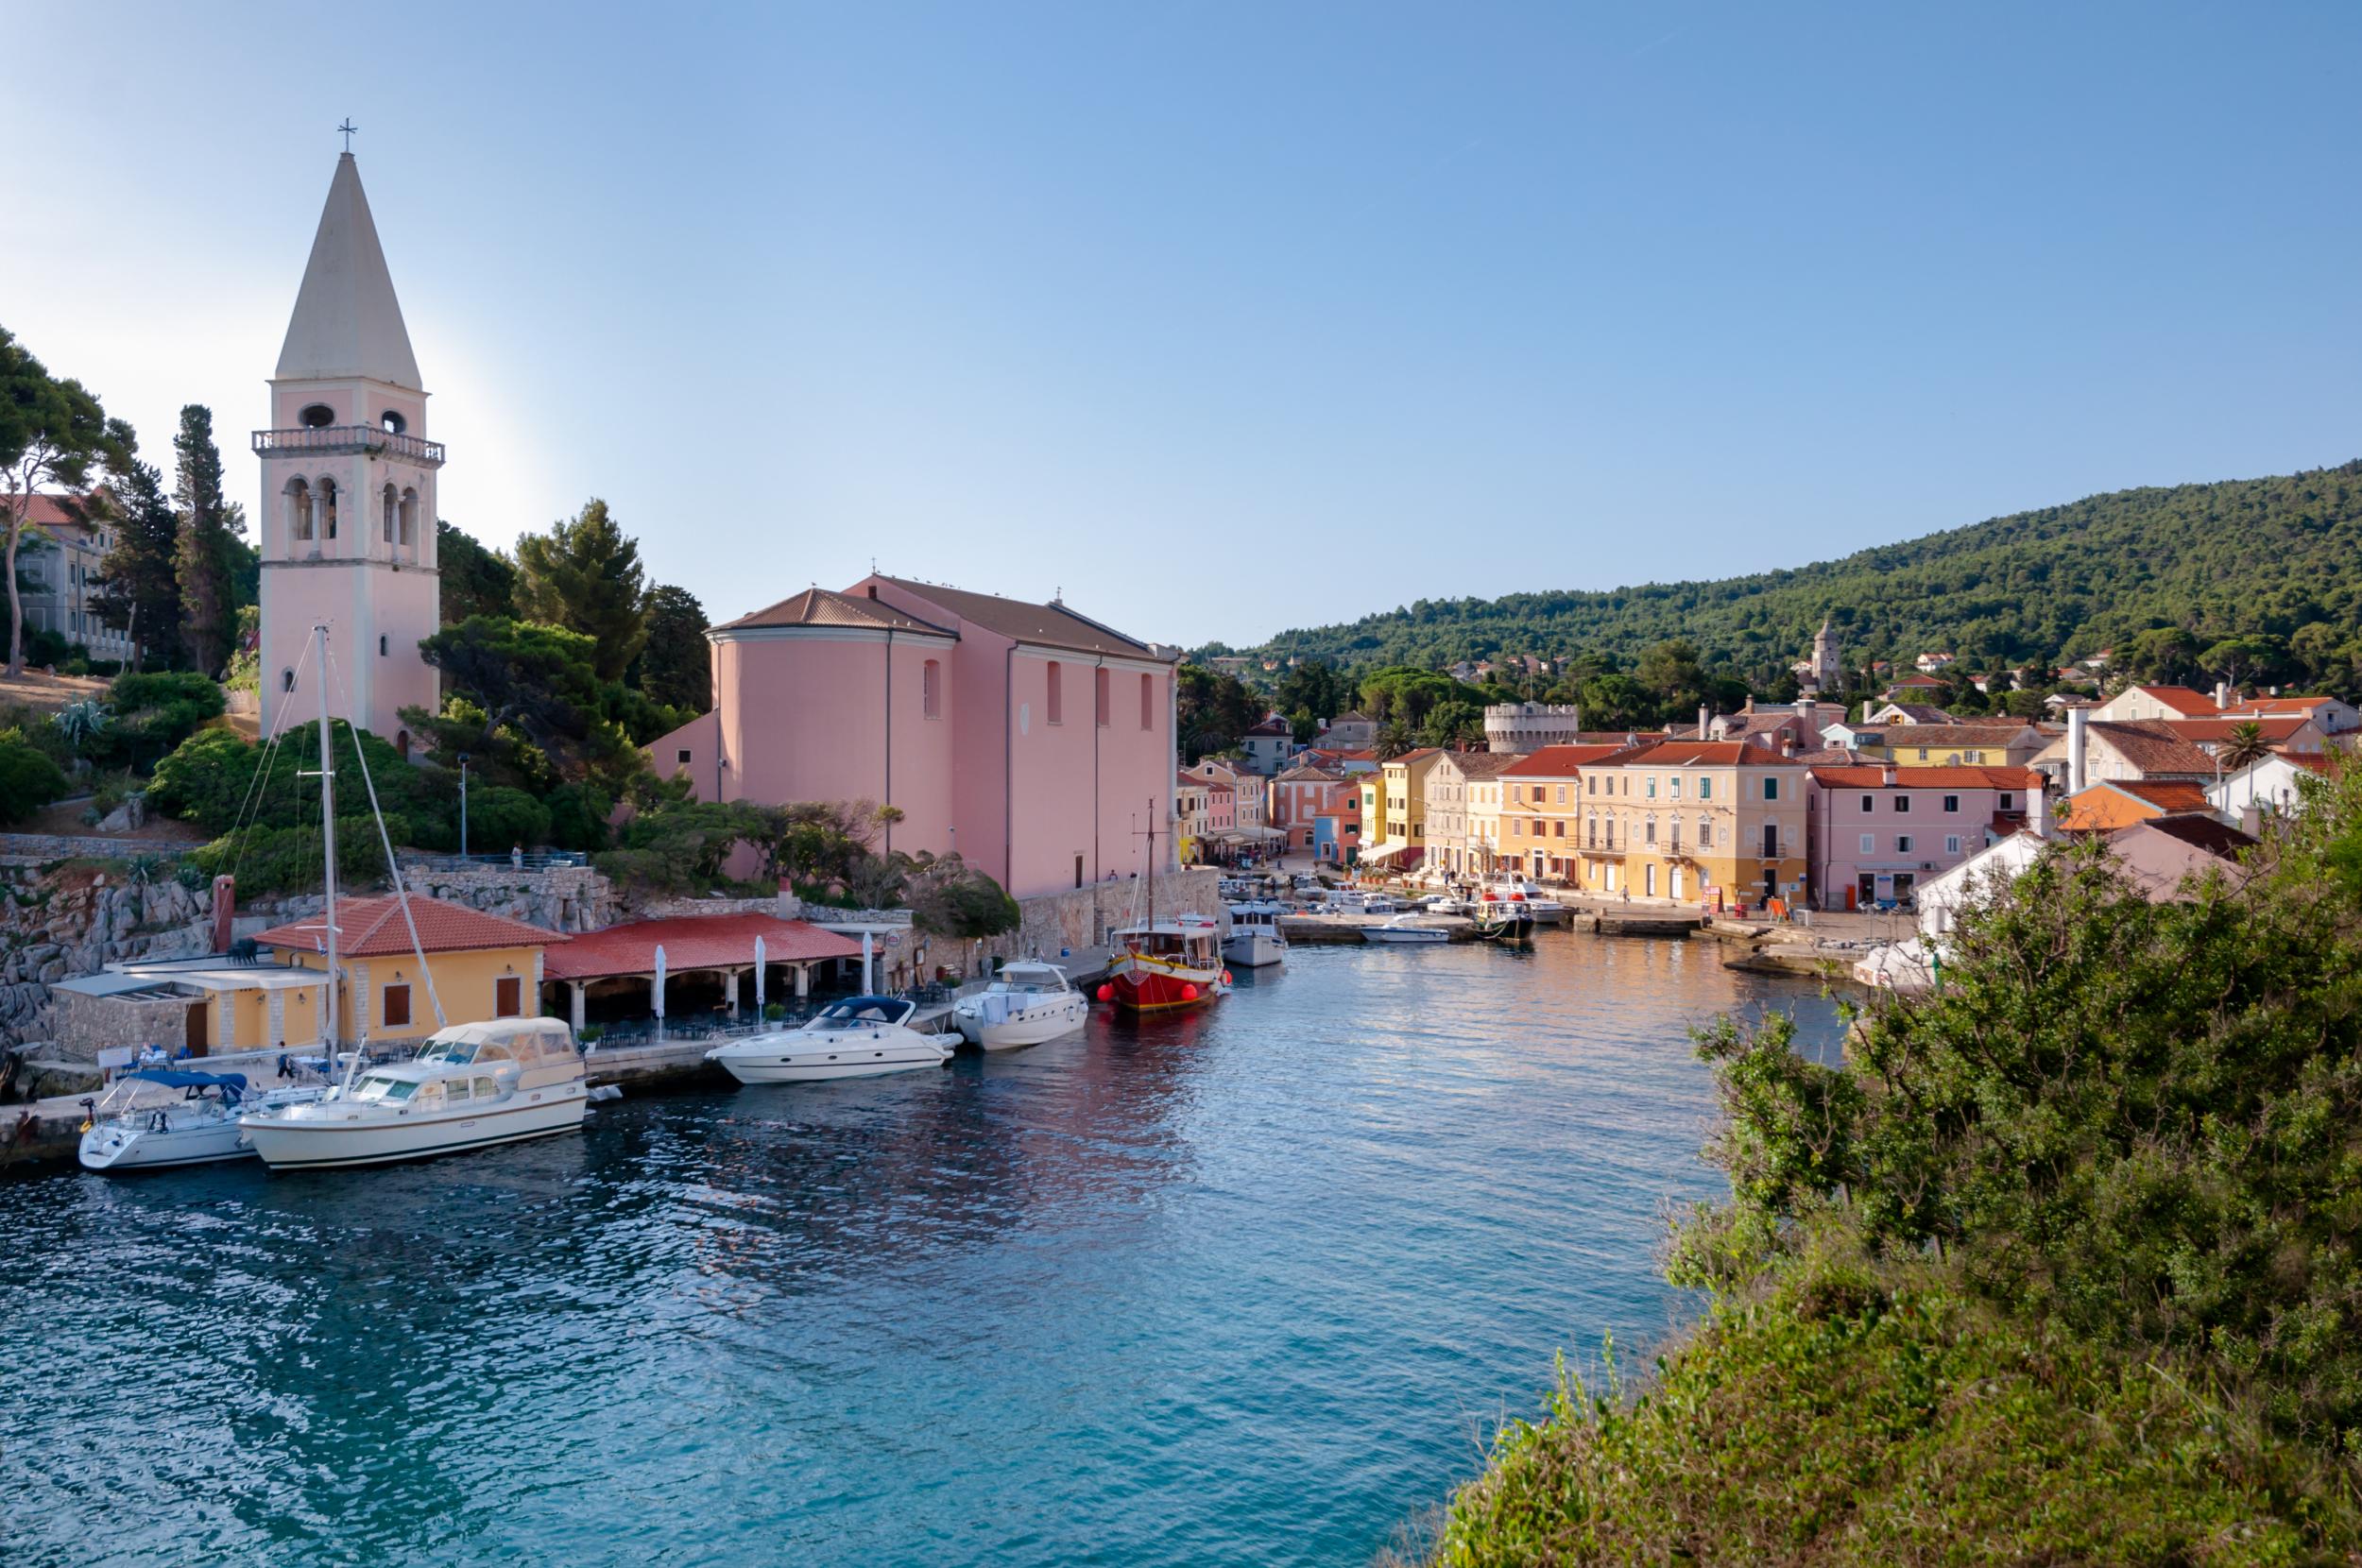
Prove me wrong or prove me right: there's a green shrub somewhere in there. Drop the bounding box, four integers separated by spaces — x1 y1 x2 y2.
98 671 227 768
189 813 396 897
0 741 71 826
464 785 552 853
545 781 612 852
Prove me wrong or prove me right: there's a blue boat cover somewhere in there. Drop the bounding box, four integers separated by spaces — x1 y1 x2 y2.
127 1068 249 1105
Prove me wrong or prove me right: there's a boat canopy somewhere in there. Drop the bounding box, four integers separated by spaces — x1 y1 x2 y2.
817 996 916 1024
124 1068 249 1104
417 1018 577 1066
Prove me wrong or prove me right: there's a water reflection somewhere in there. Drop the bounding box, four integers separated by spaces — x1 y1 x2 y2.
2 931 1844 1567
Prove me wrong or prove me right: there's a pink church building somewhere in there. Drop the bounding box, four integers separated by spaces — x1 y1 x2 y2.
254 152 444 749
656 577 1179 900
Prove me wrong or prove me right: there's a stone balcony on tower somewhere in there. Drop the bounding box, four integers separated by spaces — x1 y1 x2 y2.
252 423 446 469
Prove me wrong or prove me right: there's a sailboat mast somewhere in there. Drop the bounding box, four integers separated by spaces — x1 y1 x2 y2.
1146 794 1155 931
314 624 342 1063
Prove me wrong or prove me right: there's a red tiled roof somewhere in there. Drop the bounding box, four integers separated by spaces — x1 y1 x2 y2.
252 895 566 959
2286 751 2346 775
1808 766 2040 790
2124 685 2221 712
872 575 1165 660
540 912 863 982
2145 716 2311 745
1620 741 1802 767
2232 695 2340 715
1435 750 1525 779
1503 743 1646 776
2076 722 2220 777
1885 724 2043 747
3 493 86 529
2114 779 2214 813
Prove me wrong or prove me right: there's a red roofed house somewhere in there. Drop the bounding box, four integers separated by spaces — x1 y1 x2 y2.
2218 692 2361 736
2092 685 2222 723
2057 778 2216 832
1805 765 2040 911
1592 741 1808 907
250 893 567 1047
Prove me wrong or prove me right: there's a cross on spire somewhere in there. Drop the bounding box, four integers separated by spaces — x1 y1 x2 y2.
338 119 358 153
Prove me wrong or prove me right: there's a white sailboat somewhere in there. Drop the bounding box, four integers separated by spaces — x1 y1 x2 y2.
77 1067 329 1171
238 622 590 1171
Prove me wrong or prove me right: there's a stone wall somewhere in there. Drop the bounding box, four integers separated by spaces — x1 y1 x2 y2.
0 867 215 1046
395 862 618 933
984 869 1222 967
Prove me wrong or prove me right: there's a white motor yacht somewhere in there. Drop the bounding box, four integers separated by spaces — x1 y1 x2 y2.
707 996 952 1082
1222 901 1288 968
78 1067 329 1172
1361 913 1451 945
1486 877 1568 924
952 963 1089 1050
239 1019 589 1171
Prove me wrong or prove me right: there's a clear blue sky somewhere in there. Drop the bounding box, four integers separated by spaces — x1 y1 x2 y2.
4 3 2355 650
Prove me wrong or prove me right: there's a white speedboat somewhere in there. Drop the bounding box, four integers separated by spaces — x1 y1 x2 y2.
1362 913 1451 945
1485 877 1567 924
707 996 952 1082
78 1068 328 1172
1222 901 1288 968
239 1019 589 1171
952 963 1089 1050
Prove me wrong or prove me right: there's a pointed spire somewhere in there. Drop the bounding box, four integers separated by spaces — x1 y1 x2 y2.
276 153 421 388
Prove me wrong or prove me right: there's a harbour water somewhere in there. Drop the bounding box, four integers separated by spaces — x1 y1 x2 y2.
2 933 1845 1567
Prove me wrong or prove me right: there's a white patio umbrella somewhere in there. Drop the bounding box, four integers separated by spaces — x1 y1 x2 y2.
653 943 667 1036
753 933 766 1014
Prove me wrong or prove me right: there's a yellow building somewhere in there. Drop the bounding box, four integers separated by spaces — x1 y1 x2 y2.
1424 750 1523 878
1358 775 1386 861
1573 741 1807 908
1886 723 2048 769
1362 748 1446 875
256 894 559 1045
1499 743 1633 884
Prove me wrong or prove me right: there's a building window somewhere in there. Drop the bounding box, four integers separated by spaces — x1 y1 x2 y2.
383 483 398 542
1095 666 1110 726
1669 776 1682 799
383 983 412 1028
1763 776 1780 802
1555 785 1566 804
320 478 338 539
1917 748 1930 761
1699 776 1711 800
1945 835 1962 854
1965 751 1983 764
2000 793 2015 810
1860 794 1874 811
399 488 418 548
1139 673 1154 729
494 976 522 1017
1893 796 1910 813
300 402 334 428
1645 816 1657 846
289 477 314 541
1897 835 1913 854
382 409 407 434
282 669 296 693
1943 794 1960 813
1645 776 1656 799
676 748 693 765
1075 854 1084 889
1859 834 1874 853
1698 817 1711 847
379 635 388 656
1047 661 1063 724
1553 819 1565 837
922 658 941 720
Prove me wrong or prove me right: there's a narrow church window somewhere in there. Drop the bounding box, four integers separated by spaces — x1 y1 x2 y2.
379 635 388 656
922 658 941 719
1095 667 1110 726
383 484 398 543
289 477 314 541
282 669 296 693
1046 661 1063 724
398 488 417 548
320 478 338 539
1139 672 1153 729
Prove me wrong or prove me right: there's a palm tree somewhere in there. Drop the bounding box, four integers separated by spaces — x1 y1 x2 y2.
1373 720 1412 761
2218 720 2272 814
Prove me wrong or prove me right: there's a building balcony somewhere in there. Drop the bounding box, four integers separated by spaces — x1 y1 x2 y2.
252 425 446 469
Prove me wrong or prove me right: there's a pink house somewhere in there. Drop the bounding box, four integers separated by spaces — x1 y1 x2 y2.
656 576 1177 900
1269 762 1343 850
1805 764 2040 910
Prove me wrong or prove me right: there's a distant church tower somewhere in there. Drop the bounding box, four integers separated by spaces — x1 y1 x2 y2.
255 151 441 752
1804 616 1842 695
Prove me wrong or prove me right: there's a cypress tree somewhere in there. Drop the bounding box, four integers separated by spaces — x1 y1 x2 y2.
171 405 234 676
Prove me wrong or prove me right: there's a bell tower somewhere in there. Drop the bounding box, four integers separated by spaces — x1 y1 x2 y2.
254 150 442 753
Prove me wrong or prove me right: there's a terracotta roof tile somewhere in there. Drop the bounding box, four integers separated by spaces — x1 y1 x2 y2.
252 895 565 959
1620 741 1802 767
2125 685 2221 712
1502 743 1648 776
2077 722 2220 777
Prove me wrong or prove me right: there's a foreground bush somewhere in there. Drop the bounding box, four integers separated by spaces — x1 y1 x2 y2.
1428 768 2362 1564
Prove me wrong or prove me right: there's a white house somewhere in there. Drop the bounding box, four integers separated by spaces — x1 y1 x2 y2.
1915 829 2050 940
2205 752 2338 821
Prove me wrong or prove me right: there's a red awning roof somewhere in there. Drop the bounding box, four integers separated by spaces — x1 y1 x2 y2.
540 912 864 981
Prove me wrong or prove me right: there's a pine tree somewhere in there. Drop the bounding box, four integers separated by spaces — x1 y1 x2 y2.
86 453 183 670
632 584 710 710
513 499 651 681
170 405 235 676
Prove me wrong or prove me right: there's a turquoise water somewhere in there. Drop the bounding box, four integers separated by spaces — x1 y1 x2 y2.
2 933 1843 1567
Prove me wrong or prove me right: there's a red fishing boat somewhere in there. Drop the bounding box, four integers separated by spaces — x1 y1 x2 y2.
1105 916 1231 1014
1102 796 1231 1014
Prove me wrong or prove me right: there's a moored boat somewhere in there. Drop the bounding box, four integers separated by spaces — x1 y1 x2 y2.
1221 901 1288 968
709 996 953 1081
1361 914 1450 946
239 1019 589 1170
1106 916 1230 1013
78 1068 329 1172
952 963 1089 1050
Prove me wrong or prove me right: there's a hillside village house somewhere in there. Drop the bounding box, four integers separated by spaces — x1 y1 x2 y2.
1 496 137 664
1270 762 1345 852
657 578 1178 900
2094 685 2226 723
1312 786 1362 866
1863 702 1958 726
1321 712 1378 750
1883 723 2048 768
2144 713 2333 755
1424 751 1524 878
2225 692 2359 735
1238 716 1295 775
2207 751 2340 822
1805 765 2038 911
2030 710 2217 793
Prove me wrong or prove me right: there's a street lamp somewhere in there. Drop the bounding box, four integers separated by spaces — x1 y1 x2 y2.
457 752 471 859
